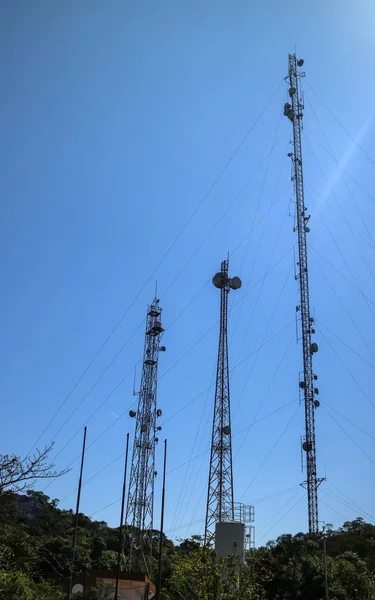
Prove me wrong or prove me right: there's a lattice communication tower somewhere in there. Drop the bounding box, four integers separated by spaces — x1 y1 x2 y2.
204 259 242 547
125 297 165 572
284 54 323 535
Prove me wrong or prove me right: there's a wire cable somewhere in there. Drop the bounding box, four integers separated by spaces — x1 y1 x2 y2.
43 278 210 457
233 332 295 461
168 363 216 534
51 239 276 464
323 488 374 523
321 488 374 524
257 490 306 545
82 400 295 521
59 273 215 457
305 178 375 251
231 111 287 340
309 245 375 308
40 142 281 452
318 327 375 411
90 497 121 519
343 167 375 206
168 486 302 537
44 250 294 488
47 133 290 454
319 496 347 522
305 93 375 251
28 85 282 454
239 404 300 501
256 488 303 539
310 239 375 360
49 359 141 464
303 136 375 319
165 181 291 337
248 485 301 506
323 489 359 517
60 450 126 503
326 481 375 522
304 81 375 169
55 361 296 509
166 518 205 536
232 258 293 421
303 124 375 224
232 201 290 376
317 320 375 371
159 253 294 385
323 405 375 469
160 129 288 301
324 402 375 443
173 396 296 537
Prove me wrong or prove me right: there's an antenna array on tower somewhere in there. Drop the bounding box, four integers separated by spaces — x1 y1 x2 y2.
204 259 241 547
125 297 165 573
284 54 323 535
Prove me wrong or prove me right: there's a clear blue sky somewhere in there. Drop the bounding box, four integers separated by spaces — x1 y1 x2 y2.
1 0 374 545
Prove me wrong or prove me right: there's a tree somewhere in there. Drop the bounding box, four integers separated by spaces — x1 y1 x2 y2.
0 443 68 493
0 524 38 573
162 542 261 600
1 489 374 599
0 570 62 600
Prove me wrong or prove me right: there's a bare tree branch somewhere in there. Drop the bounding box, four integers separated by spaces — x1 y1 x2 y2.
0 441 70 493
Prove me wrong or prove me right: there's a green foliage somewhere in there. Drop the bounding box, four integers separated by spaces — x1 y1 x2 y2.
0 524 38 573
162 528 375 600
162 543 264 600
0 570 62 600
0 489 374 599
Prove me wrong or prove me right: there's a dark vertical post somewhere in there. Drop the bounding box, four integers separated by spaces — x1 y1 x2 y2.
115 433 130 600
68 426 87 600
323 535 329 600
156 439 167 600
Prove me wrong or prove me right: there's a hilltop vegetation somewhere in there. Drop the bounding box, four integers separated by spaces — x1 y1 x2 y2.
0 490 374 599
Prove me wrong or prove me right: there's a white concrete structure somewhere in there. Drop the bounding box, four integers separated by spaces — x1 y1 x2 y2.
215 521 245 563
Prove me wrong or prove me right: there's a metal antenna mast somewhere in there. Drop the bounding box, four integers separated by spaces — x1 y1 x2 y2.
126 297 165 572
284 54 322 534
204 259 242 547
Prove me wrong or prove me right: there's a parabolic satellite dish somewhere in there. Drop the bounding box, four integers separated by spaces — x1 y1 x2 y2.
229 276 242 290
212 272 226 288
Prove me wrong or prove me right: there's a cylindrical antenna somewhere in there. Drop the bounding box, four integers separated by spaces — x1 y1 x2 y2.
115 433 130 600
133 367 138 396
156 439 167 600
68 426 87 600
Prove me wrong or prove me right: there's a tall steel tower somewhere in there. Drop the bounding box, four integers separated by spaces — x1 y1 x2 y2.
284 54 323 534
126 297 165 572
204 259 242 547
